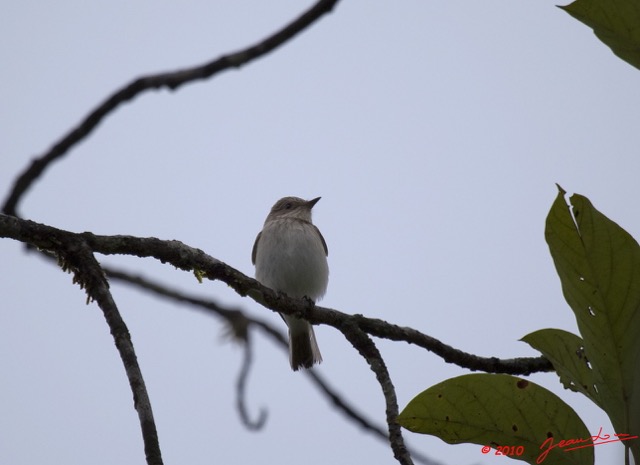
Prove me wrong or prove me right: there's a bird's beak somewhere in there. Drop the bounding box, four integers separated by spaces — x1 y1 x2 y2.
307 197 321 208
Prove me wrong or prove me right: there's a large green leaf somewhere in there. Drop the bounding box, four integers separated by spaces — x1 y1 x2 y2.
398 374 593 465
560 0 640 70
521 328 602 408
545 187 640 462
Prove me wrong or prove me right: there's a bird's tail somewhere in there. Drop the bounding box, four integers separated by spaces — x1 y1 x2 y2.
289 320 322 371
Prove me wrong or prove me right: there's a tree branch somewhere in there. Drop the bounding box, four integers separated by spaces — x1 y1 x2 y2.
1 0 341 217
51 232 163 465
339 320 413 465
2 214 545 465
103 266 443 465
88 231 553 374
0 214 554 377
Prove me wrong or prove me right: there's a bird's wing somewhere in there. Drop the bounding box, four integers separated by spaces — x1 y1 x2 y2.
314 225 328 256
251 231 262 265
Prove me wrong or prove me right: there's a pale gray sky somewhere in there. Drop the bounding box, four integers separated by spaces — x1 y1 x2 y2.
1 1 638 464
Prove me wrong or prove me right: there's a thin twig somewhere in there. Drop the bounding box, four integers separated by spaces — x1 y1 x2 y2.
339 320 413 465
107 268 270 430
235 333 268 431
1 0 340 217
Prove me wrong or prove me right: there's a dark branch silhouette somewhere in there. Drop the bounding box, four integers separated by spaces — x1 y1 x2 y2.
0 214 553 464
1 3 557 462
1 0 341 217
235 333 269 431
103 267 443 465
106 267 269 431
1 215 553 377
339 320 413 465
52 232 163 464
2 3 345 463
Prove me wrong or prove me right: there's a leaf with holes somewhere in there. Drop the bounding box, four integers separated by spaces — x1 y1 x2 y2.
545 186 640 462
398 374 592 465
521 328 601 408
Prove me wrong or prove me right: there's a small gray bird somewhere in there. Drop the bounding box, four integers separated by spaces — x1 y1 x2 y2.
252 196 329 370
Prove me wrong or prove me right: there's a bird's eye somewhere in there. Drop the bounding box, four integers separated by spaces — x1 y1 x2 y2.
284 203 292 210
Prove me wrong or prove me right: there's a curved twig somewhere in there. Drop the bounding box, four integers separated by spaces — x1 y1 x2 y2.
106 267 269 430
1 0 341 216
53 237 163 465
338 320 413 465
235 332 268 431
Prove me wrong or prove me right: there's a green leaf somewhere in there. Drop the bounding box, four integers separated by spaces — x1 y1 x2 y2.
398 374 593 465
545 187 640 462
559 0 640 70
521 328 602 408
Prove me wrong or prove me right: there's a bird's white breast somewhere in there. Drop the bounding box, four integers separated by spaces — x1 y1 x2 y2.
254 218 329 301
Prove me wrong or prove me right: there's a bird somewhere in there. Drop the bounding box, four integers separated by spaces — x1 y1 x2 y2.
252 196 329 370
